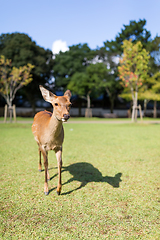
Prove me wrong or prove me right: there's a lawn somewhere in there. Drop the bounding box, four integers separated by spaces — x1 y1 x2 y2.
0 121 159 239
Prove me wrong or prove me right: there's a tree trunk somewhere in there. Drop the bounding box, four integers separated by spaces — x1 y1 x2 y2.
78 98 82 117
132 91 138 122
143 99 148 117
85 92 92 117
78 105 81 117
153 101 157 118
87 93 91 109
127 101 132 118
4 104 16 123
109 96 115 113
4 105 7 123
25 92 36 116
132 104 135 122
135 91 138 122
9 104 13 123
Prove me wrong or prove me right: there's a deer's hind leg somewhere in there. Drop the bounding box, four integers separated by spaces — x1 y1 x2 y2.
38 147 42 172
46 151 50 181
38 147 50 180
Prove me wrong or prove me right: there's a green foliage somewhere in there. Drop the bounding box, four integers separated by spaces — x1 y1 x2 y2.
147 36 160 69
139 72 160 101
0 55 34 106
0 33 54 108
68 62 109 108
86 62 108 87
0 122 160 239
53 43 94 90
118 40 150 121
118 39 150 98
67 72 87 96
0 33 53 74
104 19 151 54
103 19 160 103
96 19 152 112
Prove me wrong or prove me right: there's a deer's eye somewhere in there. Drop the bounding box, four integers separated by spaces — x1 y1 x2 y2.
55 103 58 106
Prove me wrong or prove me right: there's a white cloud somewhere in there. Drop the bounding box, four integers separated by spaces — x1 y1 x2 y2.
52 40 69 55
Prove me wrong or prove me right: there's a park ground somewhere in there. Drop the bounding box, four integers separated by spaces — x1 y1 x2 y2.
0 118 160 239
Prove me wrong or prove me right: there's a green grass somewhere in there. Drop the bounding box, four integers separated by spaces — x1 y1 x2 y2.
1 116 160 123
70 116 160 122
0 117 33 122
0 121 160 239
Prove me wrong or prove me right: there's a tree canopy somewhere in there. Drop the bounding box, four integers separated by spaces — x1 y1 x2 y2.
68 63 108 108
104 19 151 55
118 39 150 121
0 33 54 111
53 43 95 90
0 55 34 121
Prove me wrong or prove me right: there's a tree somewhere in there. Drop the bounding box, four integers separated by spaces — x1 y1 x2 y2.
0 33 54 112
99 68 122 113
103 19 160 116
0 55 34 122
85 63 109 110
53 43 96 117
139 72 160 118
104 19 151 55
95 47 122 113
118 39 150 122
95 19 151 113
53 43 95 90
68 63 109 116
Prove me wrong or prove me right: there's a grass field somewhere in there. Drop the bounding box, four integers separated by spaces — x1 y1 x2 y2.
1 116 160 122
0 120 160 239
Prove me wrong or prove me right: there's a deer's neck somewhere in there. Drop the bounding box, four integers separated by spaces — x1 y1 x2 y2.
48 112 63 137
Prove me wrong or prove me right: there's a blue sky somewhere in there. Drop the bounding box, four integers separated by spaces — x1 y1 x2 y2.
0 0 160 53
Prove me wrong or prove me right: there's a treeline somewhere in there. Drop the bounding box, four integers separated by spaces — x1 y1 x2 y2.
0 19 160 115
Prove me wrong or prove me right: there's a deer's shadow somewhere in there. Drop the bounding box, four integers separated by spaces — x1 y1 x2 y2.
51 162 122 195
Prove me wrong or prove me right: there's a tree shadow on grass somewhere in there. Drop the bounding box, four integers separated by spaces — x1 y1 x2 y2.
59 162 122 195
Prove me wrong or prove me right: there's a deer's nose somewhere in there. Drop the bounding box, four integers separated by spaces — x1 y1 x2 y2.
63 114 70 120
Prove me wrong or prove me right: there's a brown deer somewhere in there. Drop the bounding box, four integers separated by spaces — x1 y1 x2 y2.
32 85 72 195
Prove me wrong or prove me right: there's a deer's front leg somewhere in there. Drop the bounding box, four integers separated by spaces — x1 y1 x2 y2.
41 149 49 195
55 148 62 195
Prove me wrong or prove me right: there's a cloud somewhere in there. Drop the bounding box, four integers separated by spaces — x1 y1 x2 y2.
52 40 69 55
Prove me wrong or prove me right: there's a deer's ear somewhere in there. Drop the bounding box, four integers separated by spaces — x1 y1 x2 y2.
39 85 56 103
64 90 72 100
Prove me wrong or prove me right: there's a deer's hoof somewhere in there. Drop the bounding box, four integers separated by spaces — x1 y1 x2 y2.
44 191 49 196
57 191 61 196
38 169 42 172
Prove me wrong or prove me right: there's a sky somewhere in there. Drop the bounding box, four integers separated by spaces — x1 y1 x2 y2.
0 0 160 54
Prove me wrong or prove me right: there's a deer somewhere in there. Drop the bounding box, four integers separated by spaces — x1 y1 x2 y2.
32 85 72 195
